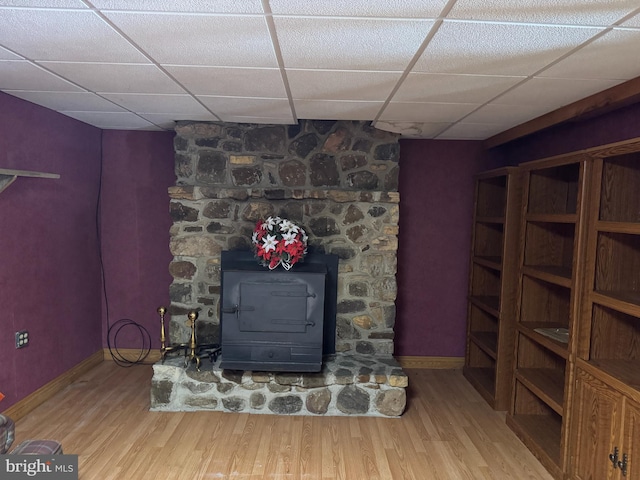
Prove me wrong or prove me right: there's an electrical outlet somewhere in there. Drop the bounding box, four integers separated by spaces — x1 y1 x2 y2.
15 330 29 349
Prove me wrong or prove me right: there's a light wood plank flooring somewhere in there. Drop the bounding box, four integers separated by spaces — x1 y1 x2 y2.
11 362 553 479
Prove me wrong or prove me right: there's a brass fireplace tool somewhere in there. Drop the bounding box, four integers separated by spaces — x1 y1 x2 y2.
158 306 221 370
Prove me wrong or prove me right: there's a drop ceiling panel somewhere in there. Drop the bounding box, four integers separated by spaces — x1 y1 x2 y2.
287 70 402 101
447 0 640 25
0 1 87 7
99 93 211 115
392 73 524 103
197 96 294 122
413 21 604 75
61 110 159 130
91 0 264 14
494 77 621 106
0 60 82 91
294 100 383 120
623 12 640 26
3 90 125 112
373 120 451 138
463 103 557 124
164 66 287 97
437 122 506 139
273 16 434 70
379 101 479 122
139 112 217 130
538 28 640 80
0 1 639 138
103 12 278 67
39 62 185 94
0 9 148 62
269 0 449 18
0 46 20 60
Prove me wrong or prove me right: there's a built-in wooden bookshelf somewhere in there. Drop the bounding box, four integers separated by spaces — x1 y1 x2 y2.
464 167 521 411
569 139 640 480
507 154 589 479
500 137 640 480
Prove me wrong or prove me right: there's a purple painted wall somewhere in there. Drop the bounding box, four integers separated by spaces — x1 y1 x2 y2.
489 102 640 164
99 130 175 353
0 92 102 410
395 139 491 357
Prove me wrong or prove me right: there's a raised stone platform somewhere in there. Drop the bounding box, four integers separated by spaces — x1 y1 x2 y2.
150 354 408 417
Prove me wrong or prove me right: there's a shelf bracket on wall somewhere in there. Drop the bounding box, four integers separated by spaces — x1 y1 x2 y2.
0 168 60 194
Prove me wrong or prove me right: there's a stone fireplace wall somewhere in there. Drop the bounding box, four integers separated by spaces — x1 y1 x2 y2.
168 120 400 356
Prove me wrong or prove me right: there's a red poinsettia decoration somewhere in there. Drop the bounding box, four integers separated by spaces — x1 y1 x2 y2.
252 216 308 270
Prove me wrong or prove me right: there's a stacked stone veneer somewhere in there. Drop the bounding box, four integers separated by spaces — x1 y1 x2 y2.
151 354 408 417
168 120 400 356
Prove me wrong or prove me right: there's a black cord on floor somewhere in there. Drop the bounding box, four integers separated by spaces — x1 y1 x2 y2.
96 130 151 366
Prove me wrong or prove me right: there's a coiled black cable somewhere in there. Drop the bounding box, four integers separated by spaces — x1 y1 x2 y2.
97 130 152 366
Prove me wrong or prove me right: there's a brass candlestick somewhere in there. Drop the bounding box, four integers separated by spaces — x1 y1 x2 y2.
186 311 201 370
158 306 189 364
158 306 168 362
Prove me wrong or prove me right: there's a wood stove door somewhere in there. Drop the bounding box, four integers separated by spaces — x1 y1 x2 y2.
237 281 312 333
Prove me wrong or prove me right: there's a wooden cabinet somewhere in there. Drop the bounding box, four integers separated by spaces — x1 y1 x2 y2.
464 167 522 410
568 140 640 479
507 154 589 479
570 366 640 480
498 138 640 479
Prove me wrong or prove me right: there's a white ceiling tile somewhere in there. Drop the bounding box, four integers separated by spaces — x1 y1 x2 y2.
463 103 556 124
622 12 640 26
393 72 524 103
414 20 604 75
373 120 451 138
60 110 158 129
274 17 434 70
139 112 218 129
287 70 402 101
104 12 278 67
0 46 21 60
218 115 295 124
436 122 506 139
3 90 125 111
0 60 82 90
197 96 294 120
91 0 264 13
379 101 479 122
0 1 87 6
538 28 640 79
164 66 287 97
493 76 621 106
0 9 148 62
294 100 383 120
39 62 185 94
100 93 210 115
447 0 640 26
269 0 449 18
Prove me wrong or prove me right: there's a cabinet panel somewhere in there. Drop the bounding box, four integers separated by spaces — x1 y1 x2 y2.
622 398 640 479
571 368 621 480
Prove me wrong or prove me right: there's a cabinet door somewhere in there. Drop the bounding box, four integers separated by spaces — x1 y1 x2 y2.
571 369 622 480
621 397 640 479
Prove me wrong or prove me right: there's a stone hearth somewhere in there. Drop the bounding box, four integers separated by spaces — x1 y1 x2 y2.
151 354 407 417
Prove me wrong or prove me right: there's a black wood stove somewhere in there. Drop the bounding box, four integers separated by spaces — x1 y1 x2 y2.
219 251 338 372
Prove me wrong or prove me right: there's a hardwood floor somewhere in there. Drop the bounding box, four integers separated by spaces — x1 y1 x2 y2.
11 362 553 479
